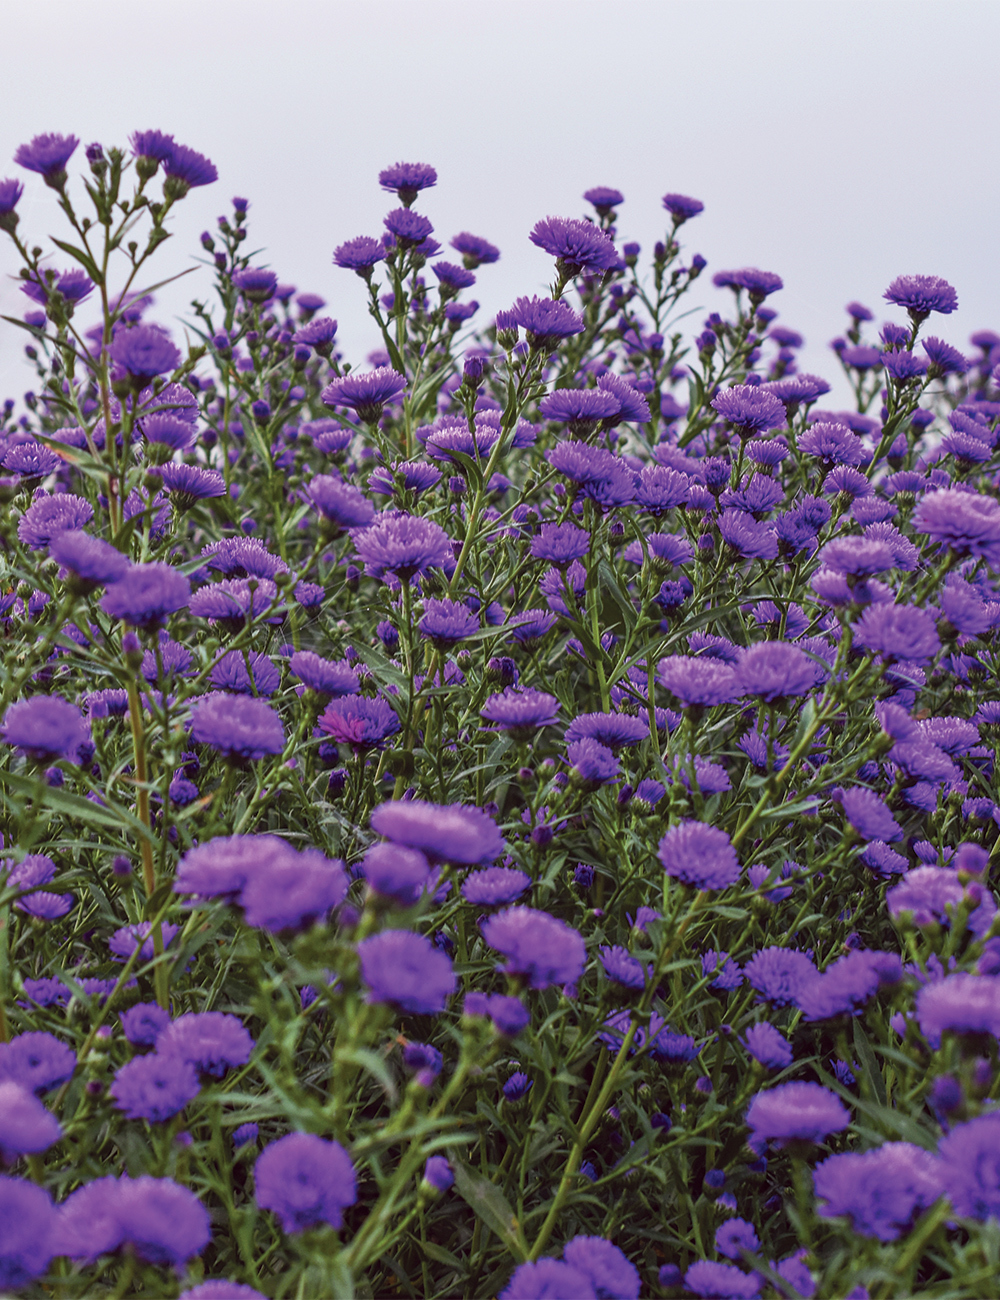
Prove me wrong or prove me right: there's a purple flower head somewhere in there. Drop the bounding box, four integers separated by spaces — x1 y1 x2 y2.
361 842 431 905
305 475 375 530
662 192 704 222
432 261 475 293
383 207 434 248
357 930 456 1013
566 711 649 749
539 387 620 435
636 464 691 513
745 947 817 1007
1 440 58 482
110 1054 200 1122
743 1021 793 1069
158 1011 253 1079
0 1080 62 1160
735 641 824 702
317 694 399 752
108 921 180 963
481 906 586 989
0 1031 74 1093
230 268 278 306
836 787 902 842
322 366 406 423
913 488 1000 565
916 973 1000 1048
334 236 386 273
711 385 786 436
129 130 175 163
120 1002 171 1047
16 890 74 920
922 336 969 375
189 577 279 630
371 799 503 865
853 602 940 664
658 821 739 891
289 651 358 698
461 866 531 906
379 161 437 204
179 1286 265 1300
0 178 25 217
595 373 650 428
717 509 779 560
684 1261 761 1299
108 325 181 378
353 512 453 582
884 274 958 320
567 737 619 786
530 522 591 567
938 1114 1000 1220
418 597 478 648
768 373 831 405
14 133 78 179
239 851 348 932
0 1175 56 1289
814 1143 942 1241
563 1235 640 1300
2 695 89 764
508 295 584 346
140 413 199 455
746 1080 849 1149
480 688 560 739
18 492 94 550
715 1218 759 1260
530 216 618 274
102 562 190 630
799 421 866 467
157 463 226 510
583 186 624 214
191 694 285 762
599 945 646 990
254 1132 356 1234
206 651 278 698
20 268 95 308
656 655 739 709
501 1259 597 1300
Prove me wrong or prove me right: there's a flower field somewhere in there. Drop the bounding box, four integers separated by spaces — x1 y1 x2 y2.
1 131 1000 1298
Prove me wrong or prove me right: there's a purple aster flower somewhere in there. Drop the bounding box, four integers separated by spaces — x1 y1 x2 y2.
179 1285 266 1300
501 1259 597 1300
4 855 57 891
369 459 442 497
508 295 584 345
231 267 277 303
208 650 280 696
17 492 94 550
232 1122 259 1148
0 177 25 218
432 261 476 292
684 1261 761 1299
419 597 478 648
480 688 560 739
818 536 895 576
15 890 73 920
239 852 348 932
379 161 437 204
916 973 1000 1047
481 906 586 989
156 463 226 510
3 694 90 765
20 268 95 309
860 841 908 877
563 1235 640 1300
743 1021 793 1069
451 232 500 267
717 509 779 560
101 562 190 630
157 1011 254 1078
565 711 649 749
161 143 217 194
529 216 618 274
189 577 280 629
461 866 531 905
292 316 338 354
913 488 1000 565
110 1054 200 1122
353 513 453 581
884 274 958 320
658 821 740 891
716 267 783 303
289 651 358 698
662 192 704 222
0 1031 74 1093
383 207 434 248
799 420 866 467
746 1080 849 1150
371 799 503 864
583 186 624 214
129 130 175 163
530 521 591 566
701 949 742 991
599 945 646 990
814 1143 941 1242
767 374 831 406
108 325 181 378
0 1081 62 1160
334 236 387 273
656 655 740 709
361 843 431 905
745 947 817 1006
938 1114 1000 1220
507 608 559 645
190 694 285 762
316 694 399 752
120 1002 171 1047
835 787 902 842
14 132 78 179
882 349 927 382
635 464 691 513
420 1155 454 1195
853 602 940 664
321 366 406 423
567 736 619 786
108 921 180 963
715 1219 759 1261
1 440 58 481
597 372 651 425
357 930 456 1013
922 336 969 375
0 1176 57 1289
140 414 199 456
735 641 824 702
539 387 620 435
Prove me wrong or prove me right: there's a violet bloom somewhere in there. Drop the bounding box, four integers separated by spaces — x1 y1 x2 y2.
289 651 358 698
157 463 226 510
353 513 453 581
0 177 24 217
316 694 400 751
481 688 560 740
49 530 129 592
0 1031 74 1093
599 945 646 990
566 711 649 748
190 694 286 762
529 216 618 274
419 597 478 648
735 641 824 702
481 906 586 989
718 509 779 560
2 695 89 764
835 787 903 842
461 866 531 906
884 274 958 321
120 1002 171 1047
0 1081 62 1160
102 562 190 630
508 295 585 345
157 1012 254 1078
539 388 620 436
307 474 375 529
20 268 95 309
231 267 277 303
162 143 218 195
333 236 387 273
64 1175 210 1266
938 1114 1000 1220
501 1259 597 1300
567 736 619 786
0 1176 57 1290
370 799 504 864
108 921 180 962
715 1218 759 1260
110 1054 200 1122
813 1143 941 1241
189 577 280 629
379 161 437 204
210 650 280 697
597 372 651 425
745 947 818 1006
684 1262 761 1299
852 602 940 664
711 385 786 436
383 207 434 248
658 821 740 891
656 655 740 708
321 366 406 423
14 132 79 179
451 232 500 267
239 853 348 933
662 192 704 222
361 842 431 905
108 325 182 378
743 1021 793 1069
357 930 456 1013
916 972 1000 1047
562 1235 640 1300
746 1080 849 1149
912 488 1000 566
583 186 624 213
17 492 94 550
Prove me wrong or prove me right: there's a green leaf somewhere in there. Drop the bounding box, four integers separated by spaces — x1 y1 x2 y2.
852 1018 887 1107
451 1159 527 1262
48 236 101 281
335 1047 398 1103
419 1240 465 1272
0 771 152 841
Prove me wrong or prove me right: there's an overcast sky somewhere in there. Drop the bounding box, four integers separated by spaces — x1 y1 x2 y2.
2 0 997 409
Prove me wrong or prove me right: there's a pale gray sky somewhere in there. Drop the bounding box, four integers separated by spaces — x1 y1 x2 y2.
2 0 997 407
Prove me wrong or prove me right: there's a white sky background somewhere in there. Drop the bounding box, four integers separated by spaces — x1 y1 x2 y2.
1 0 998 411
